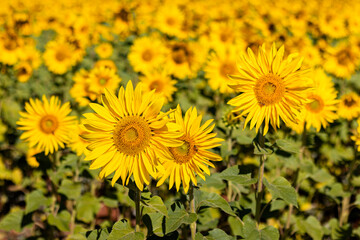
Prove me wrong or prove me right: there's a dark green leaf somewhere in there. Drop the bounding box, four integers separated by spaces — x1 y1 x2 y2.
25 190 48 214
142 196 168 217
48 210 71 232
165 203 197 234
263 177 298 207
58 179 82 200
107 220 144 240
219 165 257 185
76 193 101 223
276 139 301 154
195 189 235 216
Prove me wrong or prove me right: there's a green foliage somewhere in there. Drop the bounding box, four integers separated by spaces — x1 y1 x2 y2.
263 177 298 207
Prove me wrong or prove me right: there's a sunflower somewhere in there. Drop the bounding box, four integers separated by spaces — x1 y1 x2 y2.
14 62 33 83
166 41 207 79
43 40 78 75
95 42 113 59
227 43 312 135
0 33 22 65
26 147 41 168
288 69 339 133
87 66 122 98
156 106 223 193
204 47 238 94
69 120 90 156
128 36 168 73
94 59 117 72
351 119 360 152
17 96 76 155
154 4 184 38
81 81 182 190
139 70 177 103
323 43 360 79
70 69 96 106
337 92 360 120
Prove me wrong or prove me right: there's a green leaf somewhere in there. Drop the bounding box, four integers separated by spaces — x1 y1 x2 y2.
76 193 101 223
228 216 243 236
263 177 298 207
48 210 71 232
58 179 82 200
253 141 273 155
242 215 257 238
165 202 197 234
247 226 280 240
25 190 48 214
301 216 324 240
327 183 348 198
83 228 111 240
195 189 235 216
107 220 144 240
142 196 168 217
143 212 164 237
197 208 219 232
207 228 235 240
0 210 23 232
219 165 257 185
276 139 301 154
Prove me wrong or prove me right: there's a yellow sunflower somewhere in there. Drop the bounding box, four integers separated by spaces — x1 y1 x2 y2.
323 43 360 79
70 69 97 106
81 81 182 190
128 36 168 73
43 40 78 75
227 43 312 135
288 69 339 133
26 147 41 168
17 96 76 155
351 119 360 152
14 62 33 83
204 47 238 94
95 43 113 59
337 92 360 120
69 120 90 156
156 106 223 193
139 70 177 103
94 60 117 72
154 4 184 38
0 33 22 65
87 66 122 98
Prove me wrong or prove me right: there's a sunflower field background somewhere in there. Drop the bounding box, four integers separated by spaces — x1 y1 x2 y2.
1 0 360 239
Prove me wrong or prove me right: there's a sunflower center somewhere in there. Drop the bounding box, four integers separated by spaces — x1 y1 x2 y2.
40 115 59 134
172 44 192 65
149 80 163 92
113 116 151 156
220 62 237 78
166 17 176 26
306 95 324 113
99 78 107 85
55 51 67 61
336 49 352 66
4 41 17 51
254 73 285 106
344 97 356 107
142 49 153 61
169 137 196 164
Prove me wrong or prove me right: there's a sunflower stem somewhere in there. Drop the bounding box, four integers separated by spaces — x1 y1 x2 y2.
255 125 265 226
189 184 196 240
135 187 141 232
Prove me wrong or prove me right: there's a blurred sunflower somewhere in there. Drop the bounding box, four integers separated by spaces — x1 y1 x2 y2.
17 96 76 155
324 43 360 79
154 4 184 38
87 66 122 98
156 106 223 193
337 92 360 120
95 42 113 59
43 40 78 74
351 119 360 151
288 69 339 133
0 33 22 65
128 36 168 73
81 81 182 190
94 59 117 72
204 47 237 94
69 121 90 156
228 43 312 135
14 62 32 83
139 69 177 103
70 69 96 106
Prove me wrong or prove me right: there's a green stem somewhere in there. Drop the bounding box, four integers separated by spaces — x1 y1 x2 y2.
135 188 141 232
255 125 265 225
189 184 196 240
